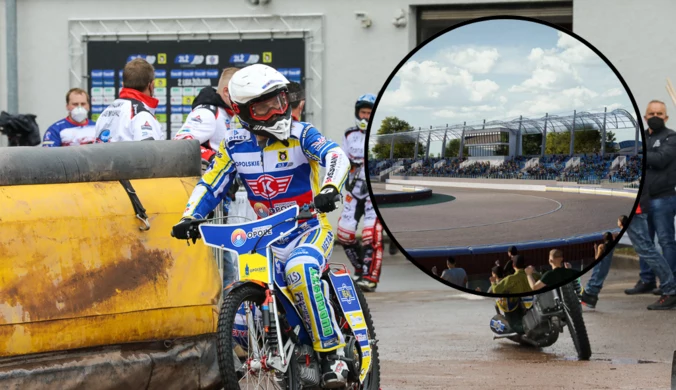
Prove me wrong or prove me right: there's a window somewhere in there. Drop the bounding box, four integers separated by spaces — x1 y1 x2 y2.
416 1 574 44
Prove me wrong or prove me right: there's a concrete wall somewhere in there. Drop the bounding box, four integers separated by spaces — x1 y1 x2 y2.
573 0 676 116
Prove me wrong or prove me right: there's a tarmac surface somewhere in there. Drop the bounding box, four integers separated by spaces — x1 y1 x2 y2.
372 184 635 249
329 249 676 390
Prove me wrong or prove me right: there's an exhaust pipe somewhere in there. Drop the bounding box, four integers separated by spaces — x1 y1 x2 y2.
492 333 519 339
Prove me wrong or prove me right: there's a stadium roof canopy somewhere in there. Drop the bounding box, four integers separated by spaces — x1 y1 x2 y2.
368 108 639 149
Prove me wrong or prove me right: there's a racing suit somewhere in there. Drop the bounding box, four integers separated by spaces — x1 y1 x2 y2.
173 86 240 165
182 121 351 352
42 117 97 147
95 88 164 143
174 86 241 286
336 126 384 284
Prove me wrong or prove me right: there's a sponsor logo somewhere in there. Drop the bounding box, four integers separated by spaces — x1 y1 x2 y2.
490 319 506 333
322 337 340 349
249 225 273 239
231 228 247 247
191 115 202 123
206 55 219 65
253 202 270 218
355 332 367 343
345 193 353 203
98 129 111 143
287 271 302 288
348 313 364 327
278 150 288 162
235 160 261 168
262 52 272 63
310 268 334 337
229 53 260 65
337 283 356 305
325 153 339 183
321 232 333 253
141 121 152 131
293 291 314 342
362 351 371 358
311 136 328 150
246 175 292 198
275 162 294 169
261 79 285 90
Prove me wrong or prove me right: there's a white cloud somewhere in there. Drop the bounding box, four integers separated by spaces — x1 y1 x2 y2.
508 33 601 93
601 88 623 97
444 48 500 74
379 59 502 109
506 86 599 118
434 109 457 118
556 32 597 64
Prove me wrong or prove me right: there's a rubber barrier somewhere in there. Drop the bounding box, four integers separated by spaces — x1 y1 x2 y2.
0 176 221 358
386 178 637 199
387 178 546 192
373 186 432 204
407 229 620 278
0 139 202 186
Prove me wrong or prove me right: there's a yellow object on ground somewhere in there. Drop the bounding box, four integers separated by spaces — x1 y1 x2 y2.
0 177 221 357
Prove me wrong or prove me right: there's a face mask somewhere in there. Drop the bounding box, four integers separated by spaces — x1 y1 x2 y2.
648 116 665 131
70 106 88 123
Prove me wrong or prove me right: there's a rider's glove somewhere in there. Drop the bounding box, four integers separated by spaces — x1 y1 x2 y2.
314 186 341 213
171 217 200 241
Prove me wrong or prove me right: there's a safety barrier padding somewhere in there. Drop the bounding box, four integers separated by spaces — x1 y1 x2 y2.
387 178 547 192
0 175 221 358
0 140 202 186
407 229 620 278
387 178 638 199
373 186 432 204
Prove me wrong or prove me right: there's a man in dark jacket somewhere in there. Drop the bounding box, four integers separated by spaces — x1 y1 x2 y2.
623 100 676 309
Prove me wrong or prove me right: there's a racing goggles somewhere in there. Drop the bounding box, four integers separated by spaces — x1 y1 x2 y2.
249 91 289 121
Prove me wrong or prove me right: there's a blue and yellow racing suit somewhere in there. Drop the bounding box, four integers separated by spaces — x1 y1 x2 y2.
183 121 351 352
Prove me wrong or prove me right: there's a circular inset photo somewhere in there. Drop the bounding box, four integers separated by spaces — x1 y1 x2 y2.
366 16 645 299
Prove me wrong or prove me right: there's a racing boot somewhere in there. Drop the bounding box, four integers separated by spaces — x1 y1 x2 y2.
342 242 364 281
321 349 350 388
357 279 377 292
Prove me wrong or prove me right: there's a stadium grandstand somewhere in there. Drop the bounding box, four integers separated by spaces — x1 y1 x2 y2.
369 108 642 187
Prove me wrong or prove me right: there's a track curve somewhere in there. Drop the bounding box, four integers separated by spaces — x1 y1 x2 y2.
372 183 635 249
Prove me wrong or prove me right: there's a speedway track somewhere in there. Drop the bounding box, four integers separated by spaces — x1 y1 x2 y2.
371 183 635 249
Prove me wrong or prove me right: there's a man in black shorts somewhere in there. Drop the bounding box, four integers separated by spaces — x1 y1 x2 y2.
525 249 579 291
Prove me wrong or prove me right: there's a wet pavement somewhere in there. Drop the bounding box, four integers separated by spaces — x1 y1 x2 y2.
330 249 676 389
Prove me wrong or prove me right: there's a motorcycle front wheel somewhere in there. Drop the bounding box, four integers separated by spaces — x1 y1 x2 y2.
217 284 296 389
560 283 591 360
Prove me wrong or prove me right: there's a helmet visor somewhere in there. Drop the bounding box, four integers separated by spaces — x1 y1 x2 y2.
249 91 289 121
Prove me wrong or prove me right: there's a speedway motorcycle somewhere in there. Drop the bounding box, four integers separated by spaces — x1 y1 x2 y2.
489 282 591 360
176 204 380 389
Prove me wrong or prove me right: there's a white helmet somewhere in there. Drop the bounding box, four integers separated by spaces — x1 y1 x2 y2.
228 64 292 142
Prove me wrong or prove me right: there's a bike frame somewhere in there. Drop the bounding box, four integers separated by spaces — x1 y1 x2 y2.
198 205 373 383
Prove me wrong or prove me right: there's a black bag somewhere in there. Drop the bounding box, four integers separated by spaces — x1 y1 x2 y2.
0 111 41 147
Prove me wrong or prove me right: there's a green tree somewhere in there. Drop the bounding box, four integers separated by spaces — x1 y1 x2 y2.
372 116 427 159
544 126 608 154
604 131 619 153
522 134 543 156
444 138 469 157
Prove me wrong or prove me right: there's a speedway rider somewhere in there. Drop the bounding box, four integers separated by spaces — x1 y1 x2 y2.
171 64 353 387
337 94 384 293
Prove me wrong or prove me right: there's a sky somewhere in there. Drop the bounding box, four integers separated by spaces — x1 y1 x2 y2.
373 19 638 151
